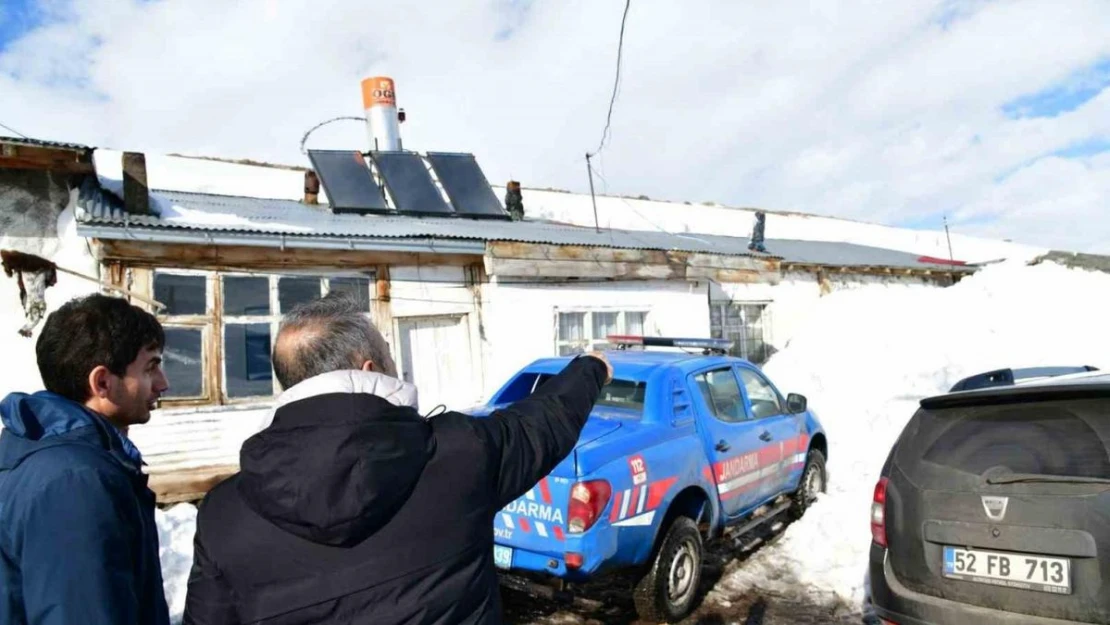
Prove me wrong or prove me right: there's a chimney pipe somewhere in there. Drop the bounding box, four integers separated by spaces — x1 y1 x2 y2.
304 170 320 205
361 76 402 152
122 151 150 215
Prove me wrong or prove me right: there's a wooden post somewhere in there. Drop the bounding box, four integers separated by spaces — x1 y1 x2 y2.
123 151 150 215
372 265 394 346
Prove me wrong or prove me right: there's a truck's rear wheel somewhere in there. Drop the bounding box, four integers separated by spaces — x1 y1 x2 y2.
790 448 826 520
633 516 703 623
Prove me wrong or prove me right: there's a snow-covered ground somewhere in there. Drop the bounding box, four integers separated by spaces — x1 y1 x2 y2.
715 260 1110 612
153 260 1110 622
157 504 197 625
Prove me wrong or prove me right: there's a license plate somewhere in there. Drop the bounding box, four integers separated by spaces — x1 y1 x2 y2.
493 545 513 570
943 546 1071 595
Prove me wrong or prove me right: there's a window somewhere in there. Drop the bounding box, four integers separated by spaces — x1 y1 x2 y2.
532 373 647 416
555 310 649 355
153 270 373 405
694 368 746 423
738 368 784 419
710 302 771 364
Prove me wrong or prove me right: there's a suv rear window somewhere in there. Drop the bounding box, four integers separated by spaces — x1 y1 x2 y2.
537 374 646 415
899 398 1110 480
493 372 646 418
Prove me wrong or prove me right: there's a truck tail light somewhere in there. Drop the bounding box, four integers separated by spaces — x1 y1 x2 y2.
871 477 889 548
567 480 611 534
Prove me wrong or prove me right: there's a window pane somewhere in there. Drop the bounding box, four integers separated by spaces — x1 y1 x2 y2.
558 344 584 356
739 368 783 419
279 277 321 313
223 277 270 316
742 304 764 327
154 273 205 316
625 311 646 336
162 328 203 398
330 277 371 310
708 303 769 364
224 323 273 398
695 369 746 423
558 312 585 342
592 312 618 340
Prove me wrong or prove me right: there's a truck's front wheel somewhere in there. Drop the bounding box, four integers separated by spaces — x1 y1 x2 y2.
633 516 703 623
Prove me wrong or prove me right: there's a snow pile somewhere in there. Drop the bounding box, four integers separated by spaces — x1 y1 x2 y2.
721 260 1110 609
157 504 198 625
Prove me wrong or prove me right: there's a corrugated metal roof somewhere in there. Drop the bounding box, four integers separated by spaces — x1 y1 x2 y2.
76 187 974 272
0 135 94 151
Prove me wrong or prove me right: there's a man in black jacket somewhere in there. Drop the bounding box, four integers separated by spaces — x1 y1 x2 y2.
184 293 611 624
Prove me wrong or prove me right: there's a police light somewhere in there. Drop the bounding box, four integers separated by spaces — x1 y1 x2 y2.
606 335 733 355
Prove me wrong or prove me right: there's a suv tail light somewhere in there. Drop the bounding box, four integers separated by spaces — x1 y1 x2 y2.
567 480 611 534
871 477 889 547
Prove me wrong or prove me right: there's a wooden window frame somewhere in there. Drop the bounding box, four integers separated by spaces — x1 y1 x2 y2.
150 267 375 409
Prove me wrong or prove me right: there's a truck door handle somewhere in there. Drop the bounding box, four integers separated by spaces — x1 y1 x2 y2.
715 440 731 452
759 431 773 442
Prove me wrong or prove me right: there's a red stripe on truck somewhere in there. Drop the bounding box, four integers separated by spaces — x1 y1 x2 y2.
610 490 624 522
646 477 678 510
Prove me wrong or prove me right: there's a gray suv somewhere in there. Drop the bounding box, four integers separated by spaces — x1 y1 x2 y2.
869 372 1110 624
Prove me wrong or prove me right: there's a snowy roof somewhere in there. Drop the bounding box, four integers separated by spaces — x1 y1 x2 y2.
74 182 974 273
81 148 1041 266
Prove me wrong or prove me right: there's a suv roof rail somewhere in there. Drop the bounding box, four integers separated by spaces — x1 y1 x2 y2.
606 335 733 356
948 365 1100 393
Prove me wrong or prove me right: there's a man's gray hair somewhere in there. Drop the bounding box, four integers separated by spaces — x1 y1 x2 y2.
272 291 397 390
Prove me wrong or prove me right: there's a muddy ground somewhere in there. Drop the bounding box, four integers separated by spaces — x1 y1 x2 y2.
501 522 866 625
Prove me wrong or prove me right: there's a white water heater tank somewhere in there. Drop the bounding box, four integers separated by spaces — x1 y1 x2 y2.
361 76 401 151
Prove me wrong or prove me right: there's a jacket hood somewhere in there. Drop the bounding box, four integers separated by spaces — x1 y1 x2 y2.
0 391 142 471
238 370 433 547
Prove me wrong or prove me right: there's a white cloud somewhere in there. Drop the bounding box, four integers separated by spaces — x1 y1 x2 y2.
959 152 1110 253
0 0 1108 252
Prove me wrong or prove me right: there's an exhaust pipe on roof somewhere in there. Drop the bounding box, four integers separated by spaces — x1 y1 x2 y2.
361 76 402 152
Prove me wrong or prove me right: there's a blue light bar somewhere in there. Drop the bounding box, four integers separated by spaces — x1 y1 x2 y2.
606 335 734 354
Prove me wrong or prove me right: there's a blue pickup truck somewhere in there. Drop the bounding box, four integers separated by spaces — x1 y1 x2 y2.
471 336 828 622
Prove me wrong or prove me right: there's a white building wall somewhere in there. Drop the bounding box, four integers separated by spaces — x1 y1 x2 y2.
0 201 101 401
480 279 711 401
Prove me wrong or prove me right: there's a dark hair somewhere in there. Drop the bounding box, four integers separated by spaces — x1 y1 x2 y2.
36 293 165 403
272 291 396 390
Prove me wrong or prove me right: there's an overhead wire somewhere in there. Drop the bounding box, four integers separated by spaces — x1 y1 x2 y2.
589 167 714 248
576 0 714 251
0 120 29 139
297 115 366 154
592 0 633 157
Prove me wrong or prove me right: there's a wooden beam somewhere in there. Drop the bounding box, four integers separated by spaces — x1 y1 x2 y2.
97 239 481 270
0 143 95 173
486 257 679 280
147 464 239 504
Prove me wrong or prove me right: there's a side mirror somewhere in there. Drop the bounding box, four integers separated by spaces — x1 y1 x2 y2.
787 393 807 414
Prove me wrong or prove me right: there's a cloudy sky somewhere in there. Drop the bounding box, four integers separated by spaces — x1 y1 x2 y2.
1 0 1108 252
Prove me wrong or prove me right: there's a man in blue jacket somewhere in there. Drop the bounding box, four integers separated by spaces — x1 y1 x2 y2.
0 293 172 625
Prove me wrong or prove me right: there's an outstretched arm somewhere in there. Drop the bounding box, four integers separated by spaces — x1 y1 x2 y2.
472 353 612 508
